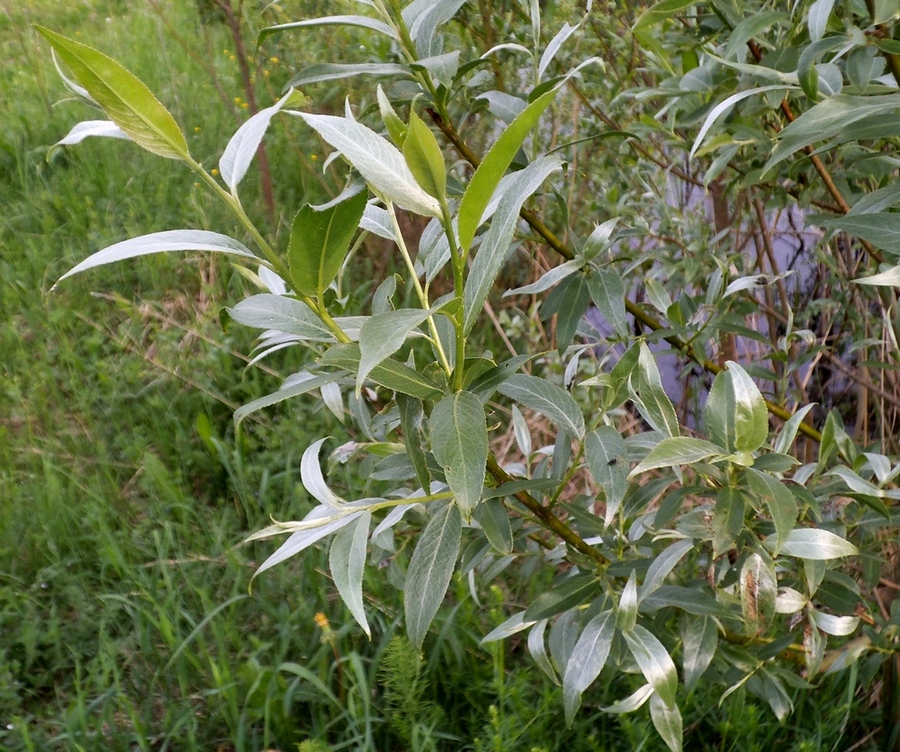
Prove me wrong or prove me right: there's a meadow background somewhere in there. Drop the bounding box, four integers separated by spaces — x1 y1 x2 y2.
0 1 878 750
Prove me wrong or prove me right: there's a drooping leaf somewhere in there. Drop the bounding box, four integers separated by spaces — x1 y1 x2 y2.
617 571 639 632
229 294 332 339
497 374 584 438
405 502 462 649
527 619 558 684
233 372 340 429
504 258 583 297
408 0 467 58
287 62 410 87
649 692 683 752
474 498 513 554
463 156 562 333
524 573 597 622
319 343 444 399
458 88 559 252
623 625 678 708
562 610 615 725
37 26 188 160
329 512 372 637
640 539 694 602
259 15 399 44
403 110 446 201
297 112 441 217
681 615 717 690
397 394 431 492
740 552 777 636
54 120 130 147
822 214 900 255
629 438 726 477
289 191 368 298
633 0 701 31
55 230 257 288
430 391 487 517
746 468 798 553
256 511 362 577
585 426 628 525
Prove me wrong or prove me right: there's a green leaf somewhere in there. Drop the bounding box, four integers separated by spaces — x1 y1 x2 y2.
37 26 188 160
377 85 408 146
403 110 446 201
617 571 639 632
457 88 559 252
704 361 768 452
329 512 372 637
504 258 583 297
524 574 598 622
289 191 367 299
219 88 308 193
404 502 462 649
287 62 409 87
562 610 615 725
585 426 628 525
640 539 694 602
357 307 435 392
623 625 678 708
229 294 332 339
764 528 858 560
773 404 816 454
54 119 129 148
234 372 339 429
629 438 726 477
681 615 717 691
319 343 444 400
822 214 900 256
258 15 399 44
550 273 591 352
497 374 585 438
463 156 562 334
298 113 441 217
634 343 679 438
474 498 513 554
55 230 257 289
633 0 700 31
588 268 629 339
430 391 487 517
740 552 777 636
397 394 431 492
649 693 683 752
527 620 558 684
746 468 798 553
763 95 900 175
712 486 745 557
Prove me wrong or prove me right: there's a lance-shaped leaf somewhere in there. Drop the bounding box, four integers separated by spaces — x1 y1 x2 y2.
746 468 798 553
228 294 332 339
585 426 627 525
588 268 629 339
54 120 130 147
430 391 487 517
649 692 683 752
54 230 257 289
763 528 858 560
405 503 462 649
287 62 410 87
704 361 768 452
629 438 726 477
357 307 437 392
403 110 446 201
258 15 399 44
563 609 615 725
623 625 678 708
634 343 679 438
377 85 408 146
463 156 562 333
497 373 584 438
457 88 559 252
220 88 306 193
319 343 443 400
823 215 900 255
297 112 441 217
329 511 372 637
289 191 367 299
408 0 467 57
255 510 362 577
681 615 717 690
37 26 188 160
233 372 340 429
740 553 777 636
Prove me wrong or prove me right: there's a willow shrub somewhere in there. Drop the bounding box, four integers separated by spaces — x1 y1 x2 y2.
37 1 900 748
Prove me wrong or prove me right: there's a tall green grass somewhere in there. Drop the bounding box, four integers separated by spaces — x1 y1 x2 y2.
0 1 881 749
